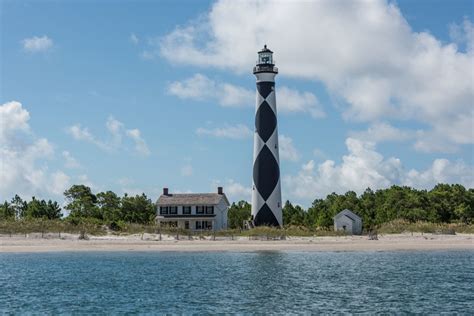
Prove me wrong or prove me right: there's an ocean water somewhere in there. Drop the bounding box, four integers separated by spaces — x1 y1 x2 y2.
0 251 473 314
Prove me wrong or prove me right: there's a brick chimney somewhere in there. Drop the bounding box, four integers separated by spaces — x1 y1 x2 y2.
217 187 223 195
163 188 169 196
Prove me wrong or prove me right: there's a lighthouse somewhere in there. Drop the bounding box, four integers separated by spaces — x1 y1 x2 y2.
251 45 282 227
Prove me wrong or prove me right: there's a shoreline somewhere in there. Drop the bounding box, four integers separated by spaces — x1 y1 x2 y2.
1 233 473 253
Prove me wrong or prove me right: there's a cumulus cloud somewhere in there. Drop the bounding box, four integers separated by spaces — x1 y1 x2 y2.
278 87 325 118
212 179 251 202
0 101 70 199
196 124 252 139
284 137 474 203
21 35 53 53
0 101 30 143
449 18 474 52
279 135 299 162
350 122 414 144
67 116 150 156
159 0 474 152
168 73 324 116
168 73 254 107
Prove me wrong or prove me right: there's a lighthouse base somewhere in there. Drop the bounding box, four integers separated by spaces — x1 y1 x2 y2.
254 204 280 227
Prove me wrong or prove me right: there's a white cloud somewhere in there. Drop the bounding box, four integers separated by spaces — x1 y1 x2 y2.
21 35 53 53
350 122 413 144
449 18 474 52
67 124 97 143
278 87 325 118
67 116 150 156
67 124 110 150
77 174 96 191
159 0 474 152
130 33 139 44
0 101 70 199
279 135 299 162
284 137 473 203
168 73 324 117
404 159 474 189
168 73 253 107
50 171 71 195
180 164 193 177
312 148 328 160
0 101 30 143
106 116 124 147
62 150 81 169
212 179 251 202
196 124 252 139
125 129 151 156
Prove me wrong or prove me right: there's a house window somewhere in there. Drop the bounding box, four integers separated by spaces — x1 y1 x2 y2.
169 206 178 214
196 206 204 214
160 206 168 215
203 221 213 230
185 221 190 229
205 206 214 214
183 206 191 215
195 221 202 229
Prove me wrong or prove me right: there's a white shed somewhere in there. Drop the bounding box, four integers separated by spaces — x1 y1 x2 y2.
333 209 362 235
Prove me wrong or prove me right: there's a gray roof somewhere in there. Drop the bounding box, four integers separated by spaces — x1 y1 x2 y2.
156 193 230 206
333 209 362 222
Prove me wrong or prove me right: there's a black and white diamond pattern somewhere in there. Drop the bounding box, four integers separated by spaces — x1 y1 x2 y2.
252 78 282 227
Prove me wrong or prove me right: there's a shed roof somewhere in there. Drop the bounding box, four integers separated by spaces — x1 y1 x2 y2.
333 209 361 222
156 193 230 206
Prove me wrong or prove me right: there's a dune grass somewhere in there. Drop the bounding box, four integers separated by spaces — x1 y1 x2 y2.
376 220 474 234
1 219 473 238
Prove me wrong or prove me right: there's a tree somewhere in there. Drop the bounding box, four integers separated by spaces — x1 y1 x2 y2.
10 195 27 219
227 200 251 229
97 191 121 222
120 193 155 224
46 200 62 220
0 201 14 220
455 203 474 224
64 185 98 218
25 197 44 219
360 188 376 229
24 198 62 220
283 200 306 226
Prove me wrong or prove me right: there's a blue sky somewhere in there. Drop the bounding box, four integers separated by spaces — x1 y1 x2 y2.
1 0 473 207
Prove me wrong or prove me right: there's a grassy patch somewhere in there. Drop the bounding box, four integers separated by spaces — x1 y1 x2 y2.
377 220 474 234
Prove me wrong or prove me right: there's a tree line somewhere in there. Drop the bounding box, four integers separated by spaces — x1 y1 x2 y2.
1 183 473 231
227 184 473 229
0 185 155 228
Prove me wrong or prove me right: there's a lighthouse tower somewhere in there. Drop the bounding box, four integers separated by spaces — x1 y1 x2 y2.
251 45 282 227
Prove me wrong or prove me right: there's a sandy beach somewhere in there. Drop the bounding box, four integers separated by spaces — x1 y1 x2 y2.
1 233 473 253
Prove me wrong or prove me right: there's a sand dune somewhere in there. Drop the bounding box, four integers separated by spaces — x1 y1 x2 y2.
1 233 473 253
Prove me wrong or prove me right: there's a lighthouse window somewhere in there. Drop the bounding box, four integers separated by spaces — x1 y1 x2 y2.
260 53 272 64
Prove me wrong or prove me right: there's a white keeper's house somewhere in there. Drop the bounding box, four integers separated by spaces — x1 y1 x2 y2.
156 187 230 231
